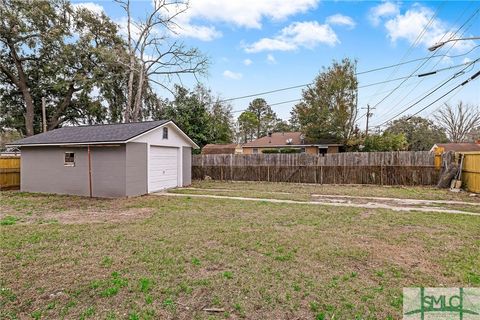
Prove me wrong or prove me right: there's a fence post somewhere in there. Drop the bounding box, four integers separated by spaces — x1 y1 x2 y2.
380 163 384 186
191 152 439 186
320 166 323 185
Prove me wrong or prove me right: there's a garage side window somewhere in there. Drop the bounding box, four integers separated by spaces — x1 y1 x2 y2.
163 127 168 139
64 152 75 166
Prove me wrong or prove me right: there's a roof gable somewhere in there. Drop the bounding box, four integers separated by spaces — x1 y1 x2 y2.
8 120 170 146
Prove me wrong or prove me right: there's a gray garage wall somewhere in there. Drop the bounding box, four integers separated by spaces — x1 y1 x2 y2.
21 145 126 197
126 142 147 196
182 146 192 186
22 146 90 196
90 146 126 197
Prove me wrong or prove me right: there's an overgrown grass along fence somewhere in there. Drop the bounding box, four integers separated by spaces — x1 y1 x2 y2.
192 151 442 186
0 156 20 190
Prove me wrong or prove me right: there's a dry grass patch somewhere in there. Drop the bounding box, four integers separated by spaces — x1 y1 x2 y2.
189 180 480 202
1 191 479 320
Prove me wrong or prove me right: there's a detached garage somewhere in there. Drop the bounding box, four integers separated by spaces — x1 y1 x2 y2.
7 120 198 197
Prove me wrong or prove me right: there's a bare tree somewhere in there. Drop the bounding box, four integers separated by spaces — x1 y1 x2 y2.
434 102 480 142
115 0 208 122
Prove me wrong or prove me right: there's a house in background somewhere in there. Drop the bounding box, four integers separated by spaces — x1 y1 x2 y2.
202 143 243 154
242 132 343 155
430 141 480 153
7 120 198 197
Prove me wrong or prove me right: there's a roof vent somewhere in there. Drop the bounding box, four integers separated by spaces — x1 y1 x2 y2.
268 132 272 137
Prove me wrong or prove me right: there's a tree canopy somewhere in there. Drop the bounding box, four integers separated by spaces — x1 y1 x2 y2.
434 102 480 143
0 0 208 136
0 0 126 135
291 58 358 143
385 116 448 151
363 132 407 152
154 85 234 149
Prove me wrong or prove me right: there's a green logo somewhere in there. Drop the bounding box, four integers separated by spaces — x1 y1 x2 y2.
403 288 480 319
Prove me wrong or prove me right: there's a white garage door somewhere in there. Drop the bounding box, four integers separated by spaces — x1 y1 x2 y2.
149 146 179 192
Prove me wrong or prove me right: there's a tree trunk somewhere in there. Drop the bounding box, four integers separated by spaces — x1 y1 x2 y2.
17 79 35 136
8 41 35 136
132 65 145 122
124 0 134 123
48 83 76 130
125 54 135 123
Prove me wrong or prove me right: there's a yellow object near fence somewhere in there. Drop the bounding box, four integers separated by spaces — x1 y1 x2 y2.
0 156 20 190
461 152 480 193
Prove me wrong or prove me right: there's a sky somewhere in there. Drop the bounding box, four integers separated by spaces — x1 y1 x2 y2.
73 0 480 130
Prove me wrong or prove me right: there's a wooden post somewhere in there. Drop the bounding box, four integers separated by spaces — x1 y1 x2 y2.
380 163 383 186
42 97 47 133
88 145 92 197
320 166 323 185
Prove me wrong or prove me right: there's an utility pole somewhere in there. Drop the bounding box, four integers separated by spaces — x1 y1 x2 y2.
362 104 375 136
41 97 47 133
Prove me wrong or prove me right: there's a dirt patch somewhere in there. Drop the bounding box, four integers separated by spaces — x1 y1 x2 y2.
355 235 441 274
19 207 154 225
54 207 153 224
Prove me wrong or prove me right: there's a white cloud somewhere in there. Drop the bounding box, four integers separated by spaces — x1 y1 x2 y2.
384 4 476 52
244 21 339 53
170 23 222 41
72 2 104 15
162 0 319 41
267 54 276 64
326 14 356 29
463 57 473 64
223 70 243 80
184 0 319 29
243 59 253 66
369 2 399 26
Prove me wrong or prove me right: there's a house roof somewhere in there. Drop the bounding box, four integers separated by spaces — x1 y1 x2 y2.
202 143 240 154
434 143 480 152
7 120 171 146
203 143 239 149
242 132 342 148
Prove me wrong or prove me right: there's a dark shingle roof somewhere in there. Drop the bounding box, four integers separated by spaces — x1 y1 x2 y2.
8 120 170 146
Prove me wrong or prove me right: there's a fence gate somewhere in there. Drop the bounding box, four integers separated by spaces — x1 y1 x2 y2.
461 152 480 193
0 156 21 190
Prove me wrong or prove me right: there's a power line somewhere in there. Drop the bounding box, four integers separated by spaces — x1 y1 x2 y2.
364 2 445 108
372 60 477 124
372 59 479 127
217 45 480 105
231 60 475 113
405 69 480 119
370 5 480 123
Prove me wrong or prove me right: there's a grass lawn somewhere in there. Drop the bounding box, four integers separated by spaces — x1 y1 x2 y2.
184 180 480 202
1 183 479 320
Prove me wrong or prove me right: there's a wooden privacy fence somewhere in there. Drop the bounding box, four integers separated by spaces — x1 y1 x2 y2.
0 156 20 190
192 151 442 186
461 152 480 193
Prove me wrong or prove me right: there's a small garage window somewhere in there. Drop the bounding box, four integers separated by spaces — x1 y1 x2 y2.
163 127 168 139
253 148 258 154
64 152 75 166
